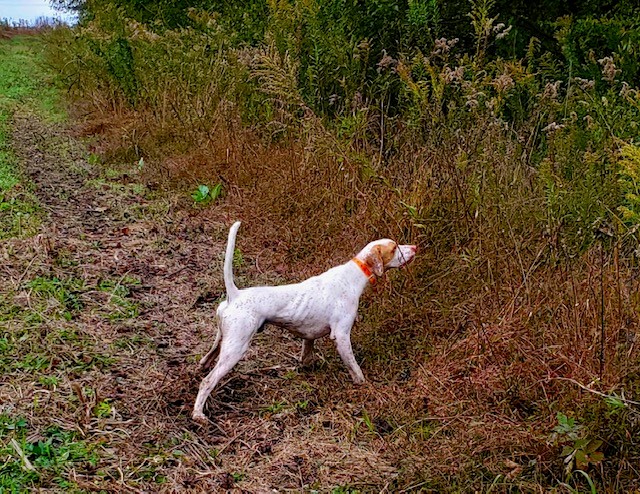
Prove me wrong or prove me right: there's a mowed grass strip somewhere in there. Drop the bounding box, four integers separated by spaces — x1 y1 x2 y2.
0 35 63 239
0 34 100 492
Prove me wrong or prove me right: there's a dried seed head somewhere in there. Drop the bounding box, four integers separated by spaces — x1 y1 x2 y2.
598 56 620 83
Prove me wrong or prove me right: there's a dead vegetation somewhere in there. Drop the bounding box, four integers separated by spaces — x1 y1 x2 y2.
1 23 640 493
1 99 638 492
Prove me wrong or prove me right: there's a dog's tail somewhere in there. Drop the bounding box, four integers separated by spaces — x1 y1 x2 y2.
223 221 241 303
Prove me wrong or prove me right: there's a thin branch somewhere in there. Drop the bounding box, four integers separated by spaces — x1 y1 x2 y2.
552 377 640 407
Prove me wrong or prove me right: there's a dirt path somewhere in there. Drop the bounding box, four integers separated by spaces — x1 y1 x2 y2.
1 37 411 493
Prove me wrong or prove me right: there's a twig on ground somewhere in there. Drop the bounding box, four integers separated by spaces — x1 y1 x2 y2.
551 377 640 407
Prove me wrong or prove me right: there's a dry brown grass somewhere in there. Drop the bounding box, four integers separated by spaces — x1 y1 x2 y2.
62 90 640 490
0 23 57 39
4 31 639 492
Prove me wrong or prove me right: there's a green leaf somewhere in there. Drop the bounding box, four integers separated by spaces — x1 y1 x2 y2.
605 395 625 409
191 184 210 203
210 183 222 200
574 438 589 449
400 201 418 219
589 451 604 463
585 439 603 453
572 469 597 494
191 183 222 204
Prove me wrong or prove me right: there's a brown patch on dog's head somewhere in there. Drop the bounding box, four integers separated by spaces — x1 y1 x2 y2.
363 240 397 277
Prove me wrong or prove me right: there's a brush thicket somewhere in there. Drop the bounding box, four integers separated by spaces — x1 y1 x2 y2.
42 3 640 490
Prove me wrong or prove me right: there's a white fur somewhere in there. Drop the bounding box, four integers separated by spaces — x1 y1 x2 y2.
192 221 416 422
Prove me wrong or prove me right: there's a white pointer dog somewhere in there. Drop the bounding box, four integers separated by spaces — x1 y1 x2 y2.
193 221 417 423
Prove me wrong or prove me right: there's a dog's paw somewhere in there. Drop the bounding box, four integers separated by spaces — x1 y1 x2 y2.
352 375 366 385
192 412 209 425
300 356 315 368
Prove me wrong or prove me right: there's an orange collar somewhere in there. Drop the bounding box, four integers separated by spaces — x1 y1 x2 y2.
352 257 376 284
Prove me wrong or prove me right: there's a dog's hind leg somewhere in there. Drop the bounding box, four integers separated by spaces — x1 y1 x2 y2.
300 339 315 367
199 302 228 371
199 328 221 371
192 320 257 423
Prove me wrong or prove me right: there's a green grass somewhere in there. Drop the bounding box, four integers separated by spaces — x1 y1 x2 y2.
0 274 137 379
97 276 141 320
0 35 65 240
0 36 65 121
0 413 100 492
26 275 85 319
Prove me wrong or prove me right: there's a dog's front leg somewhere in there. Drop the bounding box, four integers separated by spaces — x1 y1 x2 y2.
332 323 365 384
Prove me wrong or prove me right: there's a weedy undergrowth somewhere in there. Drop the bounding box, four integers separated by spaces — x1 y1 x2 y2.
0 414 100 491
552 412 604 476
39 1 640 490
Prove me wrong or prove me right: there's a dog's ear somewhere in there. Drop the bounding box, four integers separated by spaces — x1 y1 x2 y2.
366 245 385 277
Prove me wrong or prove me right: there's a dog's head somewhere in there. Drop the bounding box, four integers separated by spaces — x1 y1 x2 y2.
357 239 417 277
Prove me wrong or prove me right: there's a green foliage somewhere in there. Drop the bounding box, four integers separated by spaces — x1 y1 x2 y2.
16 354 51 372
231 471 245 482
38 375 60 388
232 247 244 268
553 412 604 477
0 36 64 239
44 0 640 258
360 408 375 433
191 183 222 204
331 487 361 494
261 400 286 415
617 143 640 226
603 393 626 411
560 469 598 494
0 415 28 434
0 415 99 492
556 15 640 84
406 0 440 48
26 276 85 318
93 399 112 418
553 412 582 439
561 439 604 473
97 277 140 320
